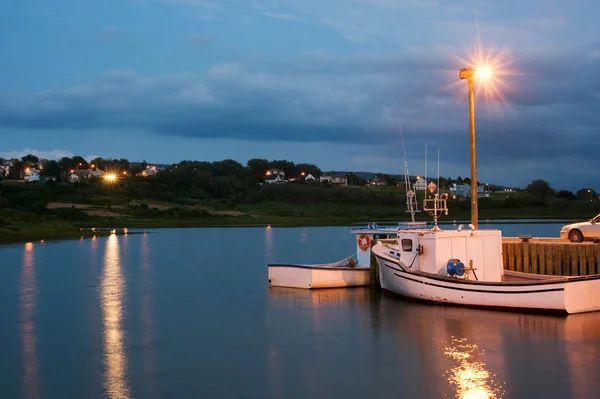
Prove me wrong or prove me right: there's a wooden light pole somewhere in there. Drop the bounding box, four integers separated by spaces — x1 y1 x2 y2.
459 67 479 230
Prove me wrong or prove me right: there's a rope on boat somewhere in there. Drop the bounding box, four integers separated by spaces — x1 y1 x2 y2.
322 252 358 268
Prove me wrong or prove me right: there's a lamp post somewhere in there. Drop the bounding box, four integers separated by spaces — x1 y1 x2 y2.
459 66 487 230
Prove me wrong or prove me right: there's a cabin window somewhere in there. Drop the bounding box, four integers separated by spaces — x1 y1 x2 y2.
374 234 388 239
401 239 413 252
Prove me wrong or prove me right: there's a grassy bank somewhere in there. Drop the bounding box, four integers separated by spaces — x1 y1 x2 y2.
2 181 600 245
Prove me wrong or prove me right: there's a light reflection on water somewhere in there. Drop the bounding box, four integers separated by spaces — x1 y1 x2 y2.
443 337 505 399
101 234 131 399
20 242 38 399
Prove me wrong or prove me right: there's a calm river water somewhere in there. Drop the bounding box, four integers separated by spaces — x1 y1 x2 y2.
1 221 600 399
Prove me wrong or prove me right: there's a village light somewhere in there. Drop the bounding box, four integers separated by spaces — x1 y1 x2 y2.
459 66 491 230
104 174 117 182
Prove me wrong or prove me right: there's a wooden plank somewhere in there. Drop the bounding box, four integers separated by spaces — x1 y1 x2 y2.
531 244 539 274
523 243 530 274
515 243 523 273
554 244 563 276
538 244 546 275
570 244 579 276
502 243 508 270
507 242 516 271
585 245 594 275
545 244 553 275
579 245 587 276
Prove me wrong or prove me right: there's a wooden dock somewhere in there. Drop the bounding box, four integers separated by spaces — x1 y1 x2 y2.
502 238 600 276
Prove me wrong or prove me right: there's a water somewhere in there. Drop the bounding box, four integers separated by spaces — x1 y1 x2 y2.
1 222 599 399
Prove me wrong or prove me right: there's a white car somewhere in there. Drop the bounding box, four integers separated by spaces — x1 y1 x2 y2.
560 213 600 243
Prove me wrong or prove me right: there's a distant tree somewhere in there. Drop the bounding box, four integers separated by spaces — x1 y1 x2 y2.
247 158 270 181
347 172 366 186
7 160 24 179
72 156 89 169
456 176 464 185
41 160 61 178
576 188 596 202
58 157 77 173
526 179 554 199
556 189 576 200
463 177 471 185
130 161 147 176
295 163 322 179
21 154 39 164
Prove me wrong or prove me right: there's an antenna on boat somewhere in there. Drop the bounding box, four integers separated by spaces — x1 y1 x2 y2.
396 114 420 222
437 146 440 196
423 145 448 230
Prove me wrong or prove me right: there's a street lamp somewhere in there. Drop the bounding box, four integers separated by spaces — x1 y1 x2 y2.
459 66 490 230
588 189 592 202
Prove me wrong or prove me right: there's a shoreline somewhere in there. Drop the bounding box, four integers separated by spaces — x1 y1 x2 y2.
0 214 576 245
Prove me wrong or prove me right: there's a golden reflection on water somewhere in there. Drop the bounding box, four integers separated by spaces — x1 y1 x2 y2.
443 336 505 399
20 242 39 399
101 234 131 399
140 232 157 398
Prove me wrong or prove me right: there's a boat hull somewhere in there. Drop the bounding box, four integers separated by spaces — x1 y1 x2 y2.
268 264 370 289
375 254 600 314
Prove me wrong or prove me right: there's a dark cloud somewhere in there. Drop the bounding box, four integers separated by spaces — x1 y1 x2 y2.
0 45 599 189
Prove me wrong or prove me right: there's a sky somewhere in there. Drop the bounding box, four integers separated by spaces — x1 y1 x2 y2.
0 0 599 191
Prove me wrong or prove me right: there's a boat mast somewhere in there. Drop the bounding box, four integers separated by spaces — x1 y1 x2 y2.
397 116 418 222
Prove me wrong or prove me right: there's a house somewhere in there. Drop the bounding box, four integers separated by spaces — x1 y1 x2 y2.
413 178 428 191
0 165 9 176
265 175 288 184
266 168 285 180
305 173 316 182
320 175 348 186
455 183 471 197
369 175 386 186
69 173 80 183
27 171 40 182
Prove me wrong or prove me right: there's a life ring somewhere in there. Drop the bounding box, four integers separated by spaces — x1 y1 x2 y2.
358 234 370 250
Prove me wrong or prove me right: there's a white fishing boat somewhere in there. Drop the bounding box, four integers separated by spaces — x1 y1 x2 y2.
371 184 600 314
268 258 370 289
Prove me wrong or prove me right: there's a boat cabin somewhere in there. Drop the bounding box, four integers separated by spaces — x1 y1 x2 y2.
385 227 504 282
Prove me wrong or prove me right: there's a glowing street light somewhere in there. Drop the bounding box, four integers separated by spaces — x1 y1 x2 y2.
104 173 117 182
459 66 492 230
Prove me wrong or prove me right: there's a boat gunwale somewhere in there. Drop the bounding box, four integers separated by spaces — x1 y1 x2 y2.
374 251 600 287
268 263 370 271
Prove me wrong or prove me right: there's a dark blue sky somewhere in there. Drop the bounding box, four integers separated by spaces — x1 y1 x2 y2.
0 0 599 191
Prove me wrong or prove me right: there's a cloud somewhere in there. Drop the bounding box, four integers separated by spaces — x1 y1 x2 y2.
0 149 98 162
186 34 213 44
263 12 300 22
0 43 599 189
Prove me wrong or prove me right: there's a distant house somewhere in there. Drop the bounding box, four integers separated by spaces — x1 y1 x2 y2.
455 183 471 197
413 178 428 191
321 175 348 186
265 175 288 184
266 168 285 180
0 165 9 176
305 173 316 181
369 175 386 186
27 171 40 182
69 173 80 183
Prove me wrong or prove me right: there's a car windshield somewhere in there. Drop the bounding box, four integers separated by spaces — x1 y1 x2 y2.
592 213 600 223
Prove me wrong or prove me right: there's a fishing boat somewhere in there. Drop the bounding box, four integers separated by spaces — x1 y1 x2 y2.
371 188 600 314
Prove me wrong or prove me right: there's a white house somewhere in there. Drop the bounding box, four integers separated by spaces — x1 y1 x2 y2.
265 175 288 184
305 173 316 181
266 168 285 180
69 173 80 183
413 178 428 191
368 175 386 186
455 183 471 197
27 171 40 182
321 175 348 186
